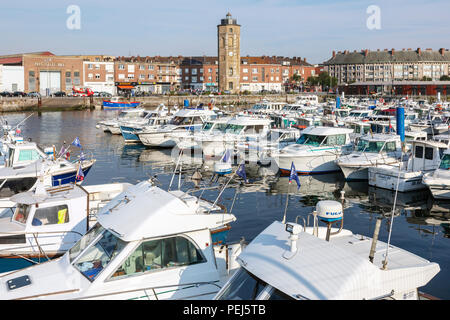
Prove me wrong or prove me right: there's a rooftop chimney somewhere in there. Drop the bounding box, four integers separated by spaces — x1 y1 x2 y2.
417 48 421 55
391 48 395 55
364 49 369 57
332 51 336 58
439 48 445 55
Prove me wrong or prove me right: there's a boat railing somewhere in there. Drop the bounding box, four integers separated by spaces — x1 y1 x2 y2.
70 280 223 300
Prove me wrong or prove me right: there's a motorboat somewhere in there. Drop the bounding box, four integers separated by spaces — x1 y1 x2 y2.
272 126 354 174
0 181 244 300
422 149 450 199
96 108 149 134
0 147 96 209
175 117 231 150
102 97 140 109
214 200 440 300
0 182 131 268
336 134 402 180
119 106 173 143
236 128 300 165
368 140 448 192
137 107 217 148
195 116 273 157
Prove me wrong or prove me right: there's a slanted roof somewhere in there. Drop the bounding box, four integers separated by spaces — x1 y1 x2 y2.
238 221 439 299
96 182 235 242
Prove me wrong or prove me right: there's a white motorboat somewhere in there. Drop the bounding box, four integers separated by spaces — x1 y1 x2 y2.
422 149 450 199
196 116 273 157
119 106 173 143
272 126 354 174
0 181 244 300
214 200 440 300
175 117 231 150
368 140 448 192
0 182 131 263
137 107 217 148
336 134 402 180
236 128 300 165
97 108 149 134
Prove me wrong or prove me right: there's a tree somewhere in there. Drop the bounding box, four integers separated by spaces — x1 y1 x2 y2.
440 75 450 81
291 74 302 83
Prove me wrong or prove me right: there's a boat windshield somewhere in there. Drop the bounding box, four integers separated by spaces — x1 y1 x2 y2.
356 140 385 153
439 154 450 170
12 203 32 224
69 224 127 281
118 112 142 120
202 122 214 131
266 131 281 142
225 124 244 134
295 134 325 146
216 268 268 300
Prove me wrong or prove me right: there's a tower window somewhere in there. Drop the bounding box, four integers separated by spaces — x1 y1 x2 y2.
229 28 233 33
229 82 233 90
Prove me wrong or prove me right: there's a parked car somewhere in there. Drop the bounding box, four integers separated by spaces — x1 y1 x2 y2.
0 91 12 97
52 91 66 97
27 91 41 98
12 91 27 97
100 92 112 97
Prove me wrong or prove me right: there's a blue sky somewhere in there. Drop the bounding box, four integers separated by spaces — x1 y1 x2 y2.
1 0 449 64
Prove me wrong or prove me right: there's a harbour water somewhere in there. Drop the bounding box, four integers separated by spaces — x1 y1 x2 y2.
1 110 449 299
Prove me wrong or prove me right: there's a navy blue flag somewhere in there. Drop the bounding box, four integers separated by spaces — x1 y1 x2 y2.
236 162 248 183
222 150 231 163
71 137 82 148
289 162 301 189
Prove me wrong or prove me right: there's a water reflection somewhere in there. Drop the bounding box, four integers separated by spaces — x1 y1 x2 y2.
1 110 449 299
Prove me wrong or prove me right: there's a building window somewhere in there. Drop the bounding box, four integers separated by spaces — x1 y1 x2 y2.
199 68 203 74
88 73 93 79
149 65 154 70
252 76 258 82
200 76 204 81
118 64 125 70
185 76 189 81
229 67 233 76
252 68 258 73
139 65 145 70
192 69 197 75
95 64 100 70
243 76 248 81
208 68 212 73
128 65 135 72
229 82 233 90
88 64 93 69
95 74 100 79
118 74 125 79
243 68 248 73
192 76 197 83
128 74 134 79
139 74 145 79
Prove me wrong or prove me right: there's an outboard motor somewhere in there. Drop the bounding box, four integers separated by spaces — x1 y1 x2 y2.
315 200 344 241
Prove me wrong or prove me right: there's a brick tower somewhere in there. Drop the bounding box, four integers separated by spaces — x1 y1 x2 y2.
217 13 240 93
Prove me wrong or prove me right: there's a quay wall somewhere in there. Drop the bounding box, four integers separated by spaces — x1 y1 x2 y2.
0 94 446 113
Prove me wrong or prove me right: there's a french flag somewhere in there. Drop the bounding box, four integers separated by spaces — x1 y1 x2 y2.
76 163 84 182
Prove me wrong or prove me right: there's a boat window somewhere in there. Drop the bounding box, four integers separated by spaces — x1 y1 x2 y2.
425 147 434 160
69 223 104 262
72 229 127 281
439 148 446 159
266 131 281 142
216 268 267 300
296 134 325 146
12 204 32 224
385 141 397 152
32 204 69 226
111 236 205 279
244 125 264 134
268 288 295 300
415 146 424 159
439 154 450 169
356 140 385 153
225 124 244 134
202 122 214 131
18 149 41 162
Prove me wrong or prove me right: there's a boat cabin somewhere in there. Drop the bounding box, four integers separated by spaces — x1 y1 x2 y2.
0 141 46 168
295 126 353 147
408 140 448 172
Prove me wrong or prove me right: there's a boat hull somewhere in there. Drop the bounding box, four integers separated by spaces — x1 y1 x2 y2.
368 167 427 192
276 153 341 175
102 101 140 109
120 126 142 143
138 132 177 148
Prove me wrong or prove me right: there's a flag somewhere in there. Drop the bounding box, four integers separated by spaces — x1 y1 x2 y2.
236 162 248 183
76 163 84 182
222 150 231 163
289 162 301 189
71 137 82 148
58 145 66 157
80 150 86 161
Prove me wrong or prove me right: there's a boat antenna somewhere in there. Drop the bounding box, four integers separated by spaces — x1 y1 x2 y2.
168 149 183 191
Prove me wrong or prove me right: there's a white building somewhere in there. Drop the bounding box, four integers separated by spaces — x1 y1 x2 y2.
0 65 24 92
83 61 116 95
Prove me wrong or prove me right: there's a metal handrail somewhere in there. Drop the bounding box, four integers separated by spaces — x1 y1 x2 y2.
71 280 222 300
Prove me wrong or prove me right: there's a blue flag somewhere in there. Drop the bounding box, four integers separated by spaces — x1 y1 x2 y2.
71 137 82 148
222 150 231 163
236 162 248 183
289 162 301 189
